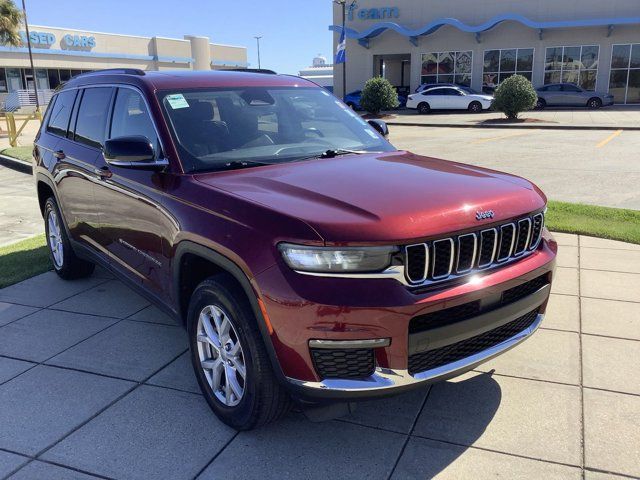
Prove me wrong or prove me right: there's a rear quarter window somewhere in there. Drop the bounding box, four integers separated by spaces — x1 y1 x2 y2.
46 90 77 137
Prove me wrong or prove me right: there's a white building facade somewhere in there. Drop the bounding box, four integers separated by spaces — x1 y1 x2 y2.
299 55 334 92
331 0 640 103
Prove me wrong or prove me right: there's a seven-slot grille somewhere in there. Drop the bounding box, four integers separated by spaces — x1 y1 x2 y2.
405 212 544 285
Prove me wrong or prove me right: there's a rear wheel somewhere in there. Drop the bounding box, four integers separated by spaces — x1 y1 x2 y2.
587 97 602 109
535 98 546 110
417 102 430 115
188 277 292 430
44 197 95 280
468 101 483 113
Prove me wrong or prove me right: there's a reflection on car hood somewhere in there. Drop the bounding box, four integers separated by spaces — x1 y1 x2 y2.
194 151 546 243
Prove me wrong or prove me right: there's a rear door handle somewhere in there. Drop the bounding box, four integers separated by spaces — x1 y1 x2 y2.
54 150 65 159
94 166 112 179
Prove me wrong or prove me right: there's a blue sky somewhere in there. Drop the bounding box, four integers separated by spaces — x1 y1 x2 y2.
23 0 334 74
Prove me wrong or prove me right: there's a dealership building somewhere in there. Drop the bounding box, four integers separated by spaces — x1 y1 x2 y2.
0 25 247 108
331 0 640 103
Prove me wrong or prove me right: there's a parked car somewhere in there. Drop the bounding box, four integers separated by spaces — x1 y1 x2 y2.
536 83 614 109
34 68 556 430
344 89 407 110
406 86 494 114
415 83 478 94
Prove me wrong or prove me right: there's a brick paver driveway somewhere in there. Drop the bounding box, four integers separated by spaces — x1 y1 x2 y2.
0 233 638 479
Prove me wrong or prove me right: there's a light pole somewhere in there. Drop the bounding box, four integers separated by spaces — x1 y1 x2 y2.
254 36 262 69
21 0 40 113
334 0 346 98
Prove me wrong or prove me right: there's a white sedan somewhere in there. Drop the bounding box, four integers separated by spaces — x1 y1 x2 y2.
406 86 493 114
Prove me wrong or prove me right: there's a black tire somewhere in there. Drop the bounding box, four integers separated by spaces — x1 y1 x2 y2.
468 101 483 113
417 102 430 115
535 98 546 110
44 197 95 280
188 276 292 430
587 97 602 109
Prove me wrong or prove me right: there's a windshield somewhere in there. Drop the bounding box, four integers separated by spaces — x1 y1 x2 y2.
158 87 395 173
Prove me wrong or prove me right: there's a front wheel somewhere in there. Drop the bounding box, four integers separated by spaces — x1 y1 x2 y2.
587 97 602 109
468 101 483 113
188 277 291 430
44 197 95 280
417 102 430 115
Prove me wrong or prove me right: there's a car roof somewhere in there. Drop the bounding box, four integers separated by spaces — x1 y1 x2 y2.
60 69 317 92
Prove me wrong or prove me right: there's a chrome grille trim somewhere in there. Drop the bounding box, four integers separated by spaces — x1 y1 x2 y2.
514 218 532 256
432 238 455 279
478 228 498 268
456 233 477 274
529 213 544 250
496 223 516 262
405 243 429 284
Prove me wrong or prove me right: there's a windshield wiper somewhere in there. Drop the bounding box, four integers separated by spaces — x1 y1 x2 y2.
217 160 274 171
295 149 371 162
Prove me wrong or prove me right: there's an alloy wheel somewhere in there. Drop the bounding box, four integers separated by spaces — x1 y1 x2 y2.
196 304 246 407
47 209 64 268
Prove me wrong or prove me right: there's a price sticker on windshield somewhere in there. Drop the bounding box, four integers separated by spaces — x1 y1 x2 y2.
166 93 189 109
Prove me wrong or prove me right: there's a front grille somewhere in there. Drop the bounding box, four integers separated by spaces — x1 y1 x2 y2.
408 309 539 375
310 348 375 379
409 274 549 335
404 211 544 286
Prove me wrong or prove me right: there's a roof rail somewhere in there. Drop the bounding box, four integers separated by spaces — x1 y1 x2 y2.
73 68 146 78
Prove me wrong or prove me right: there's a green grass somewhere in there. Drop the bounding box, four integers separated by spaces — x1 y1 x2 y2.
0 235 51 289
0 145 33 162
546 201 640 245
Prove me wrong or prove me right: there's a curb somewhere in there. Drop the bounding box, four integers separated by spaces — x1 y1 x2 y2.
386 122 640 131
0 154 32 174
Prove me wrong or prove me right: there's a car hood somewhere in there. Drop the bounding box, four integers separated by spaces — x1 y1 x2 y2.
194 151 546 244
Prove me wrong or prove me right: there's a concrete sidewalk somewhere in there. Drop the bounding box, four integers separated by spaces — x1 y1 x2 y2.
0 233 639 479
385 105 640 130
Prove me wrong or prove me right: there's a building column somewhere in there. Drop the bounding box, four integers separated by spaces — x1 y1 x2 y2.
185 35 211 71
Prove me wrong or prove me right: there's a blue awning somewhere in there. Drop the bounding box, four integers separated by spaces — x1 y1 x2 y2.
329 13 640 41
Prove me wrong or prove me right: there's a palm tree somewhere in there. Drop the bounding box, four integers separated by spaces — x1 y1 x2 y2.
0 0 23 47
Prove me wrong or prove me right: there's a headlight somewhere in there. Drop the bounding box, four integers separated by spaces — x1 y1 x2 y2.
278 243 397 273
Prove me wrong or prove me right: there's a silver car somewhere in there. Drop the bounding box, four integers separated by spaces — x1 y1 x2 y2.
536 83 614 109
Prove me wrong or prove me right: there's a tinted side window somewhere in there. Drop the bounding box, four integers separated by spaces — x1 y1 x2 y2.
47 90 77 137
74 87 113 149
110 88 160 156
424 89 443 96
562 84 581 92
547 84 562 92
442 88 462 96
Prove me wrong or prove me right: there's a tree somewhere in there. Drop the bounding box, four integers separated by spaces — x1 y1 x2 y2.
359 76 399 115
492 74 538 120
0 0 23 47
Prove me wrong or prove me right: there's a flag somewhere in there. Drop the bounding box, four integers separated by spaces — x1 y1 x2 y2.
335 29 346 64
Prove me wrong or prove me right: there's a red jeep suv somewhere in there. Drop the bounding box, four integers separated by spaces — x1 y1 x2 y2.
33 69 556 430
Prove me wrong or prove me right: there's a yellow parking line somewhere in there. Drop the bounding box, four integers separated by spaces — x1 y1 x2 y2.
472 131 532 144
596 129 623 148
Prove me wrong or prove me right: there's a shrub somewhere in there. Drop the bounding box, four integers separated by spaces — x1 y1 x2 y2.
359 76 399 115
492 74 538 119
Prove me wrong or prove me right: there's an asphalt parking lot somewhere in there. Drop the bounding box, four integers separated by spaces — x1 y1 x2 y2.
389 126 640 210
0 233 639 479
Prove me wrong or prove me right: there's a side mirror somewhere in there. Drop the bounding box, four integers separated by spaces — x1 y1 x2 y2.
103 135 167 169
367 119 389 137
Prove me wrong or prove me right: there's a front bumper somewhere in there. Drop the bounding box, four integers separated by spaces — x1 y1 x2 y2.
255 233 556 401
287 286 547 400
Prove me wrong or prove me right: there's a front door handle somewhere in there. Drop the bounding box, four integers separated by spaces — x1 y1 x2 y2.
94 166 112 179
54 149 65 159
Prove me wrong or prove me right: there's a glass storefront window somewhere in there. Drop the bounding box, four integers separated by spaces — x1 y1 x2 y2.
483 48 534 92
35 69 49 90
48 69 60 89
59 70 71 82
544 45 599 91
420 51 472 86
6 68 23 92
609 43 640 103
0 69 7 92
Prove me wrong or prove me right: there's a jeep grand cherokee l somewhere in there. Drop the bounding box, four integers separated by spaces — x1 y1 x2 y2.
33 69 556 430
